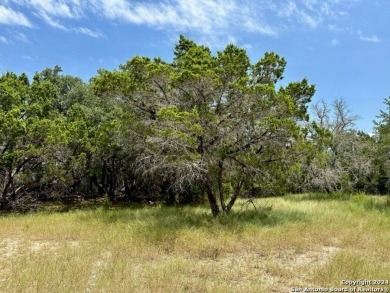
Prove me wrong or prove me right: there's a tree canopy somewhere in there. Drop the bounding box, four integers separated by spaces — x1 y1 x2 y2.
0 36 388 214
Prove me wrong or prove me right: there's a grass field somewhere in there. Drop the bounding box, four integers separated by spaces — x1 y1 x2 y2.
1 194 389 293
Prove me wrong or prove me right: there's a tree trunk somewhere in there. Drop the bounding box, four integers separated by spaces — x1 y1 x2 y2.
204 179 220 217
226 178 244 212
217 160 226 211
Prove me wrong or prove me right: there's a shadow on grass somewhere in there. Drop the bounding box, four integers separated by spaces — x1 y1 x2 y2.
350 195 390 213
284 192 353 201
75 201 309 234
285 193 390 213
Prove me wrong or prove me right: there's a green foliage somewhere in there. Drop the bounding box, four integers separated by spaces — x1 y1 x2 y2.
374 97 390 193
0 71 60 209
0 36 319 214
279 78 315 120
2 35 388 215
217 44 250 87
252 52 286 84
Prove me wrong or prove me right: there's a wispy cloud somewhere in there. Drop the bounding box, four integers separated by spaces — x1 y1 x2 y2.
359 34 380 43
243 19 278 36
5 0 83 29
14 31 30 43
37 11 68 30
0 35 8 43
74 27 104 38
90 0 241 35
0 5 33 27
277 0 363 31
301 0 317 11
89 56 103 64
331 38 339 46
2 1 103 37
24 0 82 19
328 24 346 32
278 1 321 28
318 2 347 18
85 0 281 45
0 0 363 44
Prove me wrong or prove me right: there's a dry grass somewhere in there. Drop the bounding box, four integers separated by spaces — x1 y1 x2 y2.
0 194 389 293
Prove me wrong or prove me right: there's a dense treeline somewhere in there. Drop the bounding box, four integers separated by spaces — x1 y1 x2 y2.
1 36 389 215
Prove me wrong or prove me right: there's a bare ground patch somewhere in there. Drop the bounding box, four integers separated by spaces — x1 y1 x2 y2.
85 251 112 293
182 245 342 292
0 237 21 258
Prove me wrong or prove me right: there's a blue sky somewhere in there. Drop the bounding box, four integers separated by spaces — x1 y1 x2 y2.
0 0 389 132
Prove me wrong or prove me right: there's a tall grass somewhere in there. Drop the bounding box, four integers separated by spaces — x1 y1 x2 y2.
1 195 389 292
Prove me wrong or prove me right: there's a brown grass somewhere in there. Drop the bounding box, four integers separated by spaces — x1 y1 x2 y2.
0 194 389 292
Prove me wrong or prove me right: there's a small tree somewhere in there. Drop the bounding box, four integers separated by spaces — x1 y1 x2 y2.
374 97 390 194
0 72 60 209
297 98 376 193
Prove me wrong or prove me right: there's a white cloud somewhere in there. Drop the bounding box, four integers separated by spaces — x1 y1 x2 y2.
319 2 347 18
277 0 359 30
299 10 320 28
24 0 82 18
90 0 240 35
243 19 278 36
278 1 321 28
88 0 278 38
14 31 30 43
37 11 67 29
242 43 253 50
0 0 363 45
0 35 8 43
7 1 103 36
278 0 339 29
328 24 343 32
74 27 104 38
89 56 103 63
5 0 83 29
302 0 318 10
0 5 33 27
331 38 339 46
359 34 380 43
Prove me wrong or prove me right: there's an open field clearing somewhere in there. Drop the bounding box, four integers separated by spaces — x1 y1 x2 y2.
1 194 389 293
